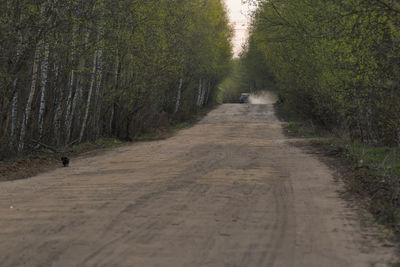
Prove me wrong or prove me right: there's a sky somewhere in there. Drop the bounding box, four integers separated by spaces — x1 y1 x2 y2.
223 0 255 57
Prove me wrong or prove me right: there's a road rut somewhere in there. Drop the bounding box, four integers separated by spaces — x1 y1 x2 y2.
0 101 398 266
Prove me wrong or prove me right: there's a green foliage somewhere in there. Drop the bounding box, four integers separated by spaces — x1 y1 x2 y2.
217 59 248 103
287 122 301 135
0 0 233 155
242 0 400 145
348 143 400 177
172 122 189 130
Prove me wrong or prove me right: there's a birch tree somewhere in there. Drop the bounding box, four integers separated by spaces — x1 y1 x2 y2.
243 0 400 145
174 78 183 113
64 23 78 129
66 31 90 142
19 44 41 152
196 79 202 107
0 0 233 155
80 50 98 142
38 41 50 138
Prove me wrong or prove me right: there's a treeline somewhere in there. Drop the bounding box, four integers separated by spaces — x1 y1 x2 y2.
242 0 400 145
0 0 232 156
217 59 250 103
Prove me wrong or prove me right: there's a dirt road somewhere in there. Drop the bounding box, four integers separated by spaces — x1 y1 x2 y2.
0 100 398 266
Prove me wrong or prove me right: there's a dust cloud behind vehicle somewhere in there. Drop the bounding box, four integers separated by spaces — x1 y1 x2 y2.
246 91 278 104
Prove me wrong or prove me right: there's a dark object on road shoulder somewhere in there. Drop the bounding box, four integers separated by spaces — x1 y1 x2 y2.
61 157 69 167
239 93 250 103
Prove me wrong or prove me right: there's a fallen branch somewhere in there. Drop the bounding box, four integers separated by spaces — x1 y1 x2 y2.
31 139 58 153
31 139 73 154
67 138 79 147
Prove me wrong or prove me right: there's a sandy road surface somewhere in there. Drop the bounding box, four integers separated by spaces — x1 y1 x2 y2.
0 101 398 266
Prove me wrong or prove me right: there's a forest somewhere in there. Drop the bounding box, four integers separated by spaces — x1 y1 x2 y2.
240 0 400 145
0 0 233 157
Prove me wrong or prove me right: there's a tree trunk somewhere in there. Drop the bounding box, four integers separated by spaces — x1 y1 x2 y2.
65 23 78 127
93 47 103 139
93 1 104 139
53 89 63 146
37 1 52 140
52 51 62 146
66 31 89 143
38 42 50 138
199 79 207 106
66 78 80 143
110 50 119 134
196 78 202 106
9 10 22 148
79 50 98 142
18 43 41 152
174 77 183 113
10 89 18 147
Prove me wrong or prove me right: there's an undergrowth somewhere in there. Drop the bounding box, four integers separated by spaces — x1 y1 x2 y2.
72 138 127 153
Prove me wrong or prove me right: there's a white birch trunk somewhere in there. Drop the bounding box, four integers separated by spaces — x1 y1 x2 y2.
37 0 53 137
95 49 103 97
94 47 103 138
10 90 18 146
75 78 83 125
65 23 78 125
18 44 41 152
196 78 202 106
10 30 22 146
94 48 103 104
66 82 79 142
200 88 206 106
79 50 98 142
65 71 75 124
109 50 119 133
38 42 50 137
93 1 105 138
199 79 207 106
53 91 63 146
66 31 89 142
174 77 183 113
53 61 61 134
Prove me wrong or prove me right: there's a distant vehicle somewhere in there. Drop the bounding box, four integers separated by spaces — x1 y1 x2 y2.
239 93 250 103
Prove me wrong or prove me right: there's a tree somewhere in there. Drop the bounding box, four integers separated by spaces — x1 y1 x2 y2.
242 0 400 145
0 0 233 157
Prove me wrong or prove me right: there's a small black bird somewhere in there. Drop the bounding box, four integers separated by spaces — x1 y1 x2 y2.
61 156 69 167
